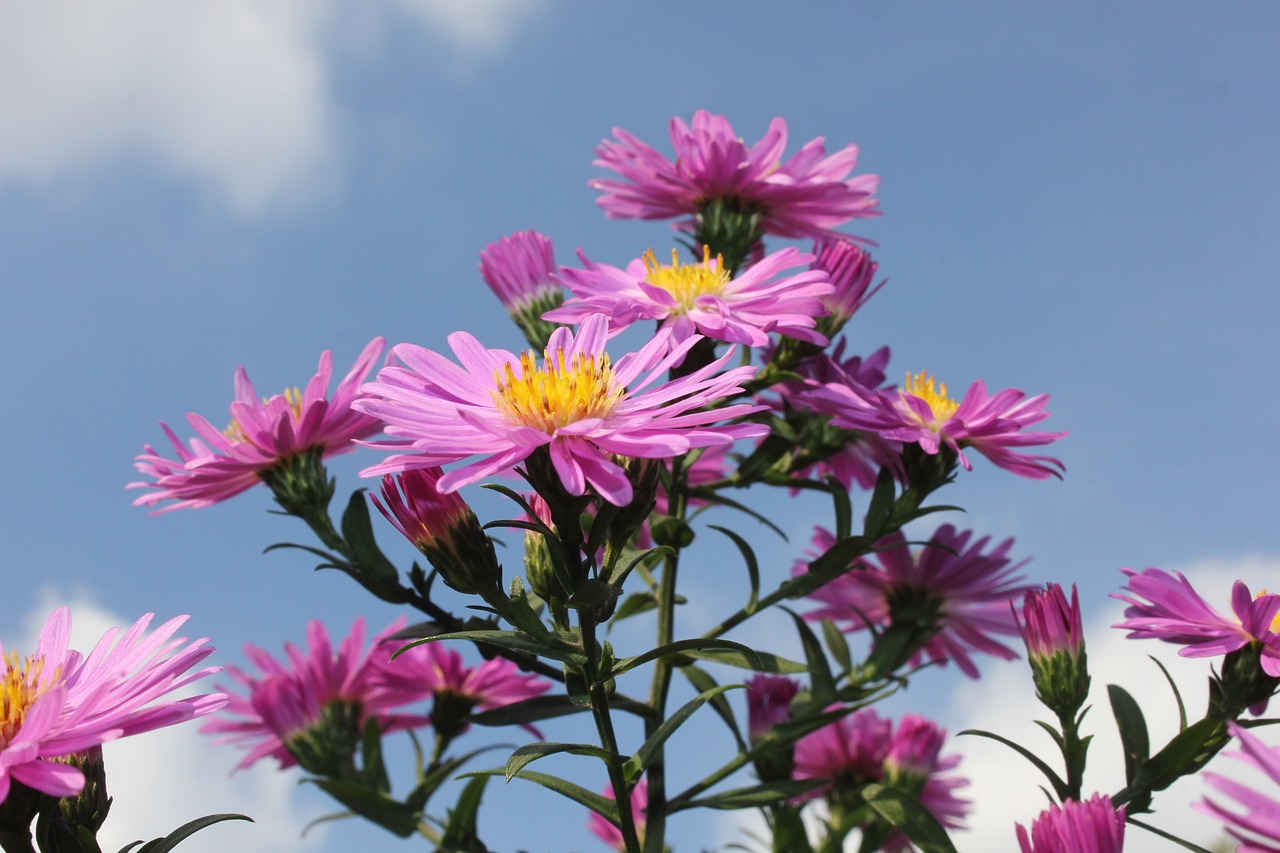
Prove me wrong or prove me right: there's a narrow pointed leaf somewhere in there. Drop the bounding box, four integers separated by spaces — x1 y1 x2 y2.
128 815 253 853
461 769 618 823
505 742 621 782
307 780 420 837
709 525 760 615
862 785 957 853
623 684 743 783
960 729 1069 801
396 630 584 665
614 638 761 676
340 489 399 583
680 664 746 750
683 648 807 674
675 779 825 812
1108 684 1150 785
439 775 493 853
784 608 835 705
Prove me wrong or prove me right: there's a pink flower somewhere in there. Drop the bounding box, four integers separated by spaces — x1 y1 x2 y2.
587 777 648 851
590 110 880 241
0 607 225 803
372 639 550 724
478 230 565 347
1197 721 1280 851
201 617 426 772
802 524 1033 678
801 369 1066 480
1112 568 1280 676
130 338 387 512
353 314 768 507
1019 583 1085 662
745 675 799 740
811 239 883 337
794 708 969 847
1015 794 1125 853
544 246 834 347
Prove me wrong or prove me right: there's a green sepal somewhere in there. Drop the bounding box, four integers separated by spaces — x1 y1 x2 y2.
820 618 852 676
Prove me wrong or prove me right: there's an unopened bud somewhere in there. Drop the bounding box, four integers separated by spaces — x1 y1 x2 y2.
1018 583 1090 716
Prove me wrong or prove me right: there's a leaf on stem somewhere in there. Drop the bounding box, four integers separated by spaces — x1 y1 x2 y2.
959 729 1069 802
862 785 958 853
504 742 622 782
460 770 619 824
708 525 760 616
623 684 744 784
1108 684 1150 786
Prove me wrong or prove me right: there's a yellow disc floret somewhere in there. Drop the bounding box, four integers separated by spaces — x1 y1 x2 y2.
1 651 59 747
642 246 730 312
901 371 960 430
492 348 624 433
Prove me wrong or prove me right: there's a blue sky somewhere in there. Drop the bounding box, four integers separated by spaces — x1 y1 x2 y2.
2 3 1278 851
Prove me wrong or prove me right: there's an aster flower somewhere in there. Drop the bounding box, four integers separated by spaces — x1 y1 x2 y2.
802 524 1033 678
811 239 883 341
0 607 225 803
1018 583 1090 716
372 467 505 605
793 707 968 849
544 245 835 348
130 338 387 512
801 367 1066 480
745 674 800 741
590 110 880 241
1112 568 1280 676
587 777 648 851
201 617 427 773
372 637 550 740
353 313 768 507
478 230 565 349
1014 794 1125 853
1197 721 1280 851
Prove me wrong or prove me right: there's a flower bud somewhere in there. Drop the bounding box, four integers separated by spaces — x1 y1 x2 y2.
479 230 566 351
745 675 799 781
373 469 505 610
1018 583 1090 716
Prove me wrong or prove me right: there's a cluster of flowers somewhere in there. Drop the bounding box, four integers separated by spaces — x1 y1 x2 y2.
113 109 1280 852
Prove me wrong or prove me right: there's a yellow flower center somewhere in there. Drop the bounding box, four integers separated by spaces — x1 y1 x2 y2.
1 651 59 747
491 348 624 433
224 387 305 442
900 371 960 430
642 246 730 312
1256 589 1280 633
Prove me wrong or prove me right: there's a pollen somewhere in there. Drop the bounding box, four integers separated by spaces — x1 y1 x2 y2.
642 246 730 312
901 371 960 428
1 652 57 747
491 348 624 433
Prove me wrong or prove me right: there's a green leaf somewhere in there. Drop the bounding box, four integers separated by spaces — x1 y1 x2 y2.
1143 717 1224 791
359 717 390 793
612 591 659 624
439 775 492 853
604 546 672 588
307 780 420 837
504 742 621 782
820 618 851 675
827 475 853 542
469 695 589 728
1108 684 1150 785
125 815 253 853
862 784 958 853
959 729 1069 801
339 490 399 584
405 745 504 813
682 648 808 674
396 630 584 666
674 779 825 812
784 608 835 706
614 638 761 676
1125 817 1216 852
461 769 618 824
863 466 896 539
689 492 788 541
623 684 743 783
709 525 760 616
679 664 746 750
1149 655 1188 730
650 514 695 548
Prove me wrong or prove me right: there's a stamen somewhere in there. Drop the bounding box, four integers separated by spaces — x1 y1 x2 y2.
641 246 730 311
491 348 623 433
901 371 960 428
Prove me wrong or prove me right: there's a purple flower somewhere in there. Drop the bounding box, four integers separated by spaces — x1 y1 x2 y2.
801 368 1066 480
1015 794 1125 853
803 524 1033 678
1112 568 1280 676
201 617 427 772
811 239 883 339
478 230 565 347
1020 583 1085 661
372 639 550 720
131 338 387 512
353 314 768 506
1197 721 1280 852
544 246 834 347
883 715 970 844
745 675 800 740
793 707 891 799
590 110 880 241
0 608 225 802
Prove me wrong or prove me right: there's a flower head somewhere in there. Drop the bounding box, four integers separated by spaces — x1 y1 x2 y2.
587 777 648 851
1018 583 1090 716
745 675 800 741
801 369 1066 480
0 607 225 803
545 246 834 348
793 707 891 800
201 617 425 773
802 524 1033 678
590 110 880 241
811 239 883 340
1197 721 1280 852
131 338 387 512
354 314 768 507
1015 794 1125 853
478 230 565 349
1112 568 1280 677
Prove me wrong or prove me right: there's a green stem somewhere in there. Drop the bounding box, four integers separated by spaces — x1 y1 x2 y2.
582 617 643 853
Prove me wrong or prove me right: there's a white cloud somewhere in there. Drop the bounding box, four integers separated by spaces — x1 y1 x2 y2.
0 0 548 214
23 588 326 853
390 0 547 51
948 555 1280 852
